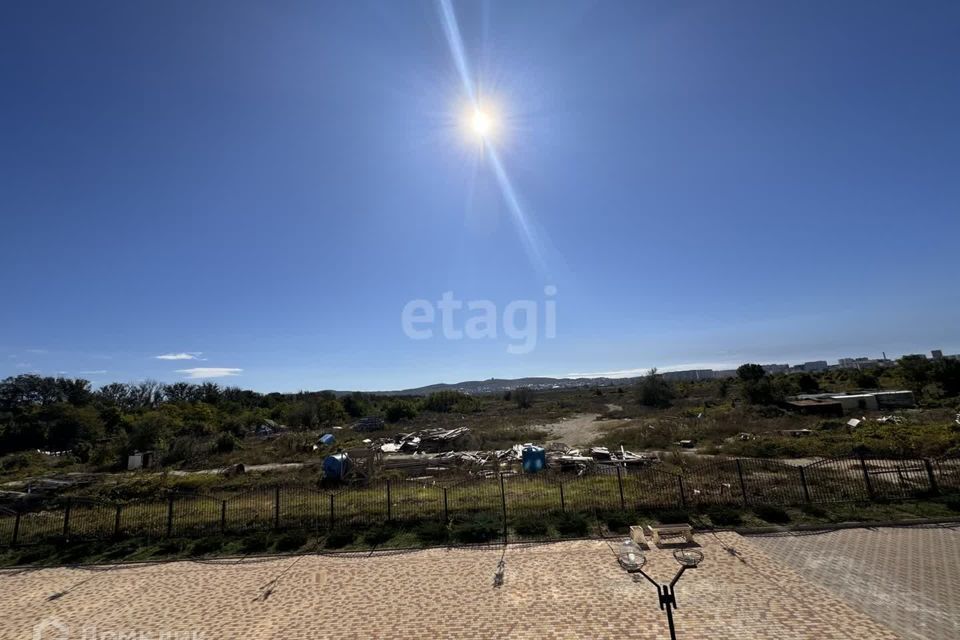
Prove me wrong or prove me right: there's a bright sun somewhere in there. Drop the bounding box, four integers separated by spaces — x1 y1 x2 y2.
471 108 493 137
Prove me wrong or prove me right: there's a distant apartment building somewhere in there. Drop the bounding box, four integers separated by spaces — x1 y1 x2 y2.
799 360 829 372
837 356 885 370
762 364 790 374
930 349 960 361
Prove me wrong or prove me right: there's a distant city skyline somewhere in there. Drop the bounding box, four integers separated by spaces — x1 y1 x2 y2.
2 344 956 393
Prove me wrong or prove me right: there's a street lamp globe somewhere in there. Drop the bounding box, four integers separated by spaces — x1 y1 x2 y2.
673 548 704 568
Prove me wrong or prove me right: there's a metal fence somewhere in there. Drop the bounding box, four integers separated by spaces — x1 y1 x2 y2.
2 454 958 547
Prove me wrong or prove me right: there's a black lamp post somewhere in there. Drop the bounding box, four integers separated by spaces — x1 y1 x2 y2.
618 542 704 640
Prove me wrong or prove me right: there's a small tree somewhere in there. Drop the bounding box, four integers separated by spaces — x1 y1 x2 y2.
514 387 533 409
737 364 766 383
385 400 418 423
797 373 820 393
637 369 674 408
897 355 931 392
855 371 879 389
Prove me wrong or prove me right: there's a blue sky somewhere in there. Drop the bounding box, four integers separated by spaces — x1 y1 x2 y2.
2 0 958 391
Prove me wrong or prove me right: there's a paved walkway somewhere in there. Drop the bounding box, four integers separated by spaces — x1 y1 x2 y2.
750 524 960 640
1 533 902 639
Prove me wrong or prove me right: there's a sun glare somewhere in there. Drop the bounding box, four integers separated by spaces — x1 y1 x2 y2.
470 108 493 138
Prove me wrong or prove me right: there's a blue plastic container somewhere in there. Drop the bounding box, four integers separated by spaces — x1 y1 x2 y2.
323 453 350 479
522 445 546 473
319 433 335 445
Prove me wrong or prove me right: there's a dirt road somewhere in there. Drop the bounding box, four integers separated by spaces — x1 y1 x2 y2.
540 411 626 447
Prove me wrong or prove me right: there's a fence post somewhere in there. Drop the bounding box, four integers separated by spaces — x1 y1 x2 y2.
677 476 687 508
12 511 21 546
735 460 749 505
616 466 626 510
859 454 875 499
924 459 939 495
114 504 123 538
62 498 72 538
166 495 175 537
329 493 335 530
559 481 566 513
274 486 281 530
386 480 392 521
799 467 811 503
498 473 508 542
442 488 449 522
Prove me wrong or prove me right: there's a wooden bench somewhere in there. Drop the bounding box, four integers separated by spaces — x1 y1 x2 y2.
647 523 694 545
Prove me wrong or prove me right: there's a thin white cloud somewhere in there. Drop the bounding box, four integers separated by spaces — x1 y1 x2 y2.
156 352 204 361
26 348 49 354
176 367 242 379
79 370 108 375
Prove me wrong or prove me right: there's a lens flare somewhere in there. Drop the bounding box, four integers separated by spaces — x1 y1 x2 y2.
471 109 492 137
438 0 548 276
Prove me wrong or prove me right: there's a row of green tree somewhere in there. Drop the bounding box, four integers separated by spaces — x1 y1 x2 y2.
0 375 503 467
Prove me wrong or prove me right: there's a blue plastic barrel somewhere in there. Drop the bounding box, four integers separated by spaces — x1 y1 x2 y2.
522 445 546 473
323 453 350 479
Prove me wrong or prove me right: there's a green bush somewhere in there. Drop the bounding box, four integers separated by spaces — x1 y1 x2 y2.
0 452 34 471
414 520 449 545
655 508 690 524
324 528 355 549
362 523 397 546
512 516 549 537
239 532 270 553
943 495 960 512
753 504 791 524
274 531 308 552
214 432 240 454
555 512 589 537
452 515 501 543
706 505 742 527
800 503 827 518
603 511 637 533
385 401 418 423
188 536 224 556
422 391 479 413
102 538 143 560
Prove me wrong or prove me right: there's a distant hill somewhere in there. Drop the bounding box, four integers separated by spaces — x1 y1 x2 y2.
379 376 640 396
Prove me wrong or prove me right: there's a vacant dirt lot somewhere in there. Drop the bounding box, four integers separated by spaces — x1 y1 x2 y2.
541 409 627 447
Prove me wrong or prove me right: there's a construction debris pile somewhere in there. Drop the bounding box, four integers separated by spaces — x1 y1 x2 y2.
377 427 471 454
373 431 658 476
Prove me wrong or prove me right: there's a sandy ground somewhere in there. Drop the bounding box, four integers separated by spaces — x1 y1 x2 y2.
542 407 627 447
0 533 906 640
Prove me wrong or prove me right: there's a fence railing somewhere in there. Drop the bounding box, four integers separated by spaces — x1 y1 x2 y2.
2 454 958 547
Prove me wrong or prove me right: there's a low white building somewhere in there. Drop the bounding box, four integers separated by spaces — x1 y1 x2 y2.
790 390 915 414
